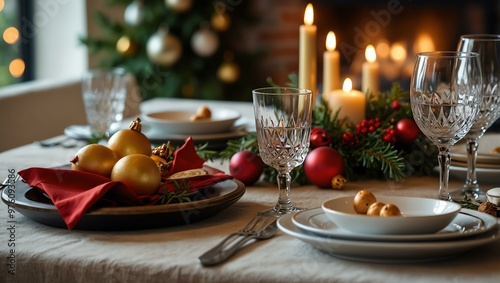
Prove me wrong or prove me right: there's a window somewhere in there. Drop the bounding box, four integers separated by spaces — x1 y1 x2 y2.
0 0 33 87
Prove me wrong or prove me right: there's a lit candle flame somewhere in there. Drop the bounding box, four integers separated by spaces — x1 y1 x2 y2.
304 3 314 25
342 78 353 93
326 31 336 51
365 45 376 63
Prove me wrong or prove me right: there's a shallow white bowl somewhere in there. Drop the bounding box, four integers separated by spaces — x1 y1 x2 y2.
142 108 241 135
486 187 500 206
321 196 461 235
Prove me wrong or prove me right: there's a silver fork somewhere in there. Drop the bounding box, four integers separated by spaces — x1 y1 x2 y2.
199 214 278 266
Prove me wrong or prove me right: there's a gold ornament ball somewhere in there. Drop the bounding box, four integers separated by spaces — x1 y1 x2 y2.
211 12 230 32
217 61 239 83
165 0 192 13
146 29 182 66
116 36 137 57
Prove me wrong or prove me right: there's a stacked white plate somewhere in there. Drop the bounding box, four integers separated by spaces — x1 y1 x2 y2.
278 207 499 263
449 133 500 185
65 107 249 149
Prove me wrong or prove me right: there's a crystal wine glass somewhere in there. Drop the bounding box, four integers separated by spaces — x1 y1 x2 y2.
451 34 500 201
252 87 313 216
410 51 483 200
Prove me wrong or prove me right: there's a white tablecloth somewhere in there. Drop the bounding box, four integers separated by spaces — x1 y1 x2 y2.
1 98 499 283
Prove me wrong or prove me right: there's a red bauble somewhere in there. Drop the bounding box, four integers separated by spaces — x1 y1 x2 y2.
310 127 332 148
229 150 264 185
395 118 420 145
304 146 345 188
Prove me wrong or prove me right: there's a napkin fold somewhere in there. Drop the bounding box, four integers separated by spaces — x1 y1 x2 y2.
18 137 232 230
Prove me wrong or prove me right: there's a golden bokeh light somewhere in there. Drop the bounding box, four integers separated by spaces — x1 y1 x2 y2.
3 27 19 44
9 58 25 78
376 41 390 59
0 0 4 12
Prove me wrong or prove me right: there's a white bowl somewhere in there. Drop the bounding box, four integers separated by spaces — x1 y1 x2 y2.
142 108 241 135
486 187 500 206
321 196 461 235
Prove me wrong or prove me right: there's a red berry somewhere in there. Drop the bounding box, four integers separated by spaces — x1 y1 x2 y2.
391 100 401 110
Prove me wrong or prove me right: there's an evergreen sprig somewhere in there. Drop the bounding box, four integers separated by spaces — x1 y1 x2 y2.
218 83 437 185
159 179 192 204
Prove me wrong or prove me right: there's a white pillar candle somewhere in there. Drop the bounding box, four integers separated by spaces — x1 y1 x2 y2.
362 45 379 99
323 31 340 95
299 3 317 96
324 78 366 126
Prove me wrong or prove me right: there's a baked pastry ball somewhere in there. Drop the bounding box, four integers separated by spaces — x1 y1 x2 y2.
353 190 377 214
367 202 385 216
379 204 402 217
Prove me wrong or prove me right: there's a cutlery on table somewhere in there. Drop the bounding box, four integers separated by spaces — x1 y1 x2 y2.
199 214 279 266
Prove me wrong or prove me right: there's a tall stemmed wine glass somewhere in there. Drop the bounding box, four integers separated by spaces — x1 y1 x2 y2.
253 87 313 216
451 34 500 201
410 52 483 200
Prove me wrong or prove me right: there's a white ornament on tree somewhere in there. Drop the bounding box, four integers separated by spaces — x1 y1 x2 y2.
124 1 143 26
165 0 192 13
191 24 219 57
146 27 182 66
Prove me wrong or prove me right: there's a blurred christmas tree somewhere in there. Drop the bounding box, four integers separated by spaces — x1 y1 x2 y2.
81 0 261 101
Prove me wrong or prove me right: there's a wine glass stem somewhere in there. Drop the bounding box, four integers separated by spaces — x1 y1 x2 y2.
437 147 451 201
464 138 479 191
275 171 293 212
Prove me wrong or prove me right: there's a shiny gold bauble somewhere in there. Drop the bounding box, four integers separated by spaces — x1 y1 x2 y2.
107 118 152 158
70 144 119 177
217 61 239 83
211 12 230 32
116 36 137 57
146 28 182 66
165 0 192 13
111 154 161 196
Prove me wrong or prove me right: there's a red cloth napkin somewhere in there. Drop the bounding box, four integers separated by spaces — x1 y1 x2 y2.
18 137 232 230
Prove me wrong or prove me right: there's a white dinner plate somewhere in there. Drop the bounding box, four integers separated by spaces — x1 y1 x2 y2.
278 211 500 263
141 108 241 135
64 119 249 149
451 160 500 169
448 165 500 185
292 208 497 242
451 133 500 165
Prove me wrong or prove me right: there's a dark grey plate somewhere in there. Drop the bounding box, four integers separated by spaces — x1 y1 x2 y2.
1 177 245 231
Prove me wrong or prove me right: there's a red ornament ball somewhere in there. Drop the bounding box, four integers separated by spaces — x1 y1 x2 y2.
304 146 345 188
310 127 332 148
229 150 264 185
395 118 420 145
